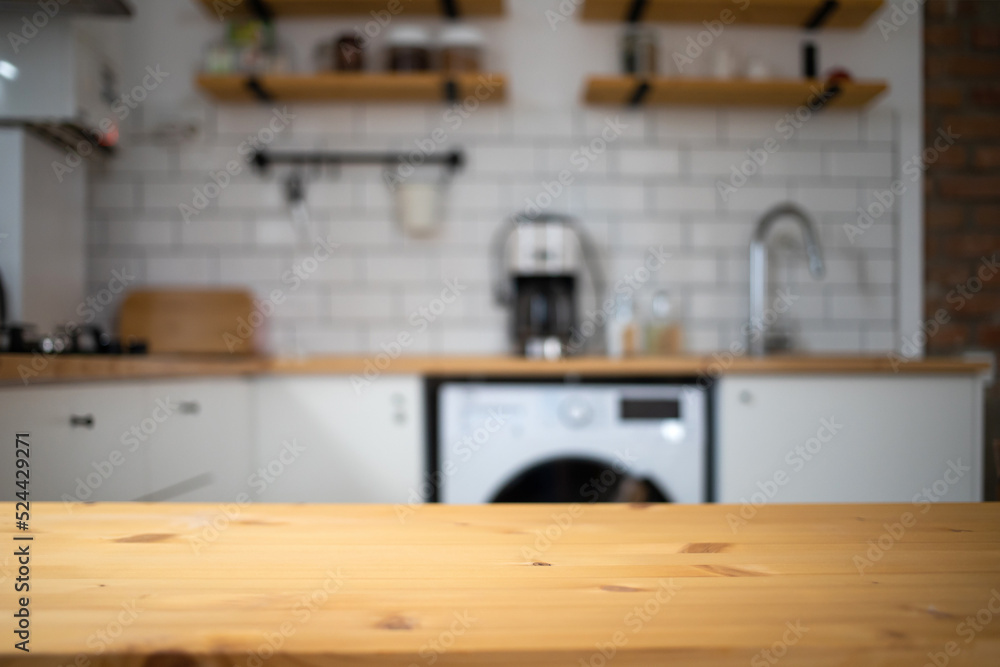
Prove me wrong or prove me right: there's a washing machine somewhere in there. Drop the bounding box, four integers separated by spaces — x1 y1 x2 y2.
429 379 711 503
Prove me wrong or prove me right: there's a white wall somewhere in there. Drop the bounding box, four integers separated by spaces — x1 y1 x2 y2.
85 0 922 356
0 128 87 331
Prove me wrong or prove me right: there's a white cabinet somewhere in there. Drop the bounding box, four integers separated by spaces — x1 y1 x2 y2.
716 375 983 503
142 379 253 502
0 382 150 502
254 376 424 503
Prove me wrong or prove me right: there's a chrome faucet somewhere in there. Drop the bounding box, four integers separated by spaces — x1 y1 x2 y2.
748 203 825 356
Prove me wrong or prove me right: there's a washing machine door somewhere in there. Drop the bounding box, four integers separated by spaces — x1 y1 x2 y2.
491 457 670 503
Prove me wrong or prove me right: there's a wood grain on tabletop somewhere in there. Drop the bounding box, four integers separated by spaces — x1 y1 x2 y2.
1 502 999 666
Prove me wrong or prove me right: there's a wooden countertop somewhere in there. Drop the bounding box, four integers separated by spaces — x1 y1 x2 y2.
0 353 990 385
3 502 999 665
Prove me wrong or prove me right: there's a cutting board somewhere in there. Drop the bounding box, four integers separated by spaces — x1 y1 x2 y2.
118 289 259 355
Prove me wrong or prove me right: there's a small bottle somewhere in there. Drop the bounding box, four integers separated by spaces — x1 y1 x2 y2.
607 293 639 359
645 290 682 356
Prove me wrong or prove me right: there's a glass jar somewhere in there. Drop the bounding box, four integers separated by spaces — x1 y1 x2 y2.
336 34 365 71
620 25 658 76
386 26 432 72
440 25 483 73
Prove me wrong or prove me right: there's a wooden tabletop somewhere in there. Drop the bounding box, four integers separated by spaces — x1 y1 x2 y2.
1 353 990 385
2 502 999 666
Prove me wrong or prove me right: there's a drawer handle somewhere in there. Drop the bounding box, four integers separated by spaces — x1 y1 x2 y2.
178 401 200 415
69 414 94 429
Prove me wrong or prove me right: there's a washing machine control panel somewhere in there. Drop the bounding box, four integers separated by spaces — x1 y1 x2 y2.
437 382 708 504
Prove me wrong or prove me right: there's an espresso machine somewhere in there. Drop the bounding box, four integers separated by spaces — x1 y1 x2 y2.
491 213 604 359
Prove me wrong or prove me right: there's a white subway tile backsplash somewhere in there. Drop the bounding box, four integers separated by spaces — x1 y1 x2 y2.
216 182 286 209
219 256 288 284
794 112 861 143
788 187 861 213
723 185 790 214
655 185 717 212
364 253 430 284
618 148 681 177
89 98 899 356
828 151 894 179
616 217 684 248
330 289 395 321
107 219 173 246
182 218 250 246
473 144 538 176
653 109 719 141
585 184 646 213
511 110 575 139
863 110 896 143
146 256 214 285
830 291 895 321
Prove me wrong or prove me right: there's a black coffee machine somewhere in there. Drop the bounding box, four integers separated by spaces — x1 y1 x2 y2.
491 213 604 359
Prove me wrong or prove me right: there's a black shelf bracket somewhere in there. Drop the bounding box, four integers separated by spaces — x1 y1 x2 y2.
441 0 459 19
808 80 843 112
628 80 651 106
245 76 274 102
626 0 648 22
252 149 466 173
246 0 274 22
443 78 459 104
804 0 839 30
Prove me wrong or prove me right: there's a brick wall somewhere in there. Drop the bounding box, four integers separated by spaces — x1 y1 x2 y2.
924 0 1000 497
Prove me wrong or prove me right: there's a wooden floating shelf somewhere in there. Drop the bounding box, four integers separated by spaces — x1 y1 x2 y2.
581 0 883 29
193 0 503 19
584 76 888 108
196 72 507 103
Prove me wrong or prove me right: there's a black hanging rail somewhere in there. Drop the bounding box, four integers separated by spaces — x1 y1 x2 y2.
251 149 466 172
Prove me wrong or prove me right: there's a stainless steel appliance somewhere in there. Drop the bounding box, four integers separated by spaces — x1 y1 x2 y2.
490 213 605 359
430 379 710 504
